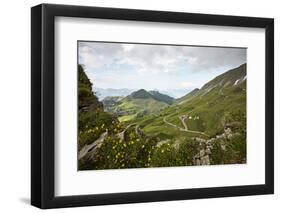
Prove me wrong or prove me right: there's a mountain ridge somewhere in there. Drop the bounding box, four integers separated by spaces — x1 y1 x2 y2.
102 89 173 122
177 63 246 104
200 63 246 91
131 63 246 138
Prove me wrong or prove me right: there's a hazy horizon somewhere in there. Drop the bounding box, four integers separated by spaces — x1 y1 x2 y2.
94 87 194 99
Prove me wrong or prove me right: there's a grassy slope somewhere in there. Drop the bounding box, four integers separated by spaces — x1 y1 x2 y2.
132 77 246 140
176 88 199 104
112 97 168 122
80 64 247 169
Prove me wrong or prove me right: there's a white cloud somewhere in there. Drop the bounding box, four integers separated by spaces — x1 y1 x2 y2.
78 41 246 90
79 46 105 69
79 42 246 75
181 81 196 88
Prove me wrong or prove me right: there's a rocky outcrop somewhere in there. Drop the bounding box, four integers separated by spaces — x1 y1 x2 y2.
79 132 108 160
135 125 145 138
116 123 136 142
193 148 210 166
192 125 241 166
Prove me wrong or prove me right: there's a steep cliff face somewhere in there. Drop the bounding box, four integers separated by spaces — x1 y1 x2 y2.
78 64 103 112
78 65 118 150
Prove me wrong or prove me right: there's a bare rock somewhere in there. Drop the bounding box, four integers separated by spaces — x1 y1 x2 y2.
205 147 211 155
201 155 210 165
199 149 205 157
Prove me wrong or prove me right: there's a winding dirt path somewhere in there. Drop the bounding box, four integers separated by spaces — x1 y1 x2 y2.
117 123 136 141
78 132 108 160
179 115 188 130
163 117 179 129
163 115 209 137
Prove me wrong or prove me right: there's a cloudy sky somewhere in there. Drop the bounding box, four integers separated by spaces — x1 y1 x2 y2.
78 41 246 93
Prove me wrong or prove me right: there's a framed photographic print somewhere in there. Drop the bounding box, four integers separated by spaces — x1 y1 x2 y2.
31 4 274 209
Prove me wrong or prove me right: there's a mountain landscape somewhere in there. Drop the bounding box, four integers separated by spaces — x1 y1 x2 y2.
102 89 175 122
95 87 191 100
78 63 247 170
94 88 134 100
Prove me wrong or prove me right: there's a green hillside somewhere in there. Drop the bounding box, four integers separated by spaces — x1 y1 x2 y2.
79 63 247 170
130 63 247 165
135 64 246 133
149 90 175 104
103 89 171 122
136 82 246 137
176 88 199 104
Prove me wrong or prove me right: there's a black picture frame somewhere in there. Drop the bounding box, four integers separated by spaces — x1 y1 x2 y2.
31 3 274 209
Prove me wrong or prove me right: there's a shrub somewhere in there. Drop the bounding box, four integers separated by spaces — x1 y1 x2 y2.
150 139 199 167
79 125 158 170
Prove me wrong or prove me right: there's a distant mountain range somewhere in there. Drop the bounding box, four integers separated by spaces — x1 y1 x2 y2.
94 88 134 100
95 87 191 99
102 64 246 125
102 89 175 122
126 89 175 104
